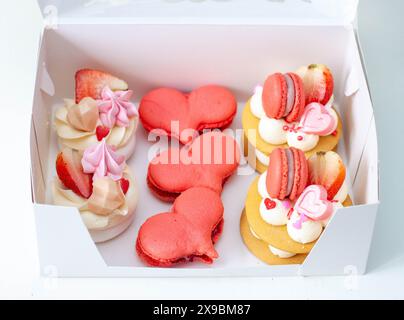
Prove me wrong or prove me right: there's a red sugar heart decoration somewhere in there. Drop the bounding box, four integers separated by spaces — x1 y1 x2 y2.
264 198 277 210
147 131 240 202
136 187 224 267
139 86 237 144
96 125 110 141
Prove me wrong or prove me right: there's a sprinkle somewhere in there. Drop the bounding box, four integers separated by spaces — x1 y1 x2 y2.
287 208 294 220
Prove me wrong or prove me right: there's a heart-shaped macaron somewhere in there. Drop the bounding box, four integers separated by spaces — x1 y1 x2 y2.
299 102 337 136
294 185 333 221
136 187 224 267
148 131 240 202
139 85 237 144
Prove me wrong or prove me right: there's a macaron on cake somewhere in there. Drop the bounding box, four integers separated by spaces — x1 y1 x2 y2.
137 187 224 267
241 147 352 265
52 139 138 243
54 69 139 160
242 64 341 173
139 85 237 144
147 131 240 202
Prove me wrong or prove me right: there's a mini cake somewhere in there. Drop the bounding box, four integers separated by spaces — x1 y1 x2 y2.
52 139 138 243
242 64 341 173
54 69 138 159
139 85 237 144
241 148 352 265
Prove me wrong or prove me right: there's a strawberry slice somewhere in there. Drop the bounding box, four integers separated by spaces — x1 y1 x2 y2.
296 64 334 105
308 151 346 200
96 125 110 141
119 178 130 195
75 69 128 103
56 148 93 199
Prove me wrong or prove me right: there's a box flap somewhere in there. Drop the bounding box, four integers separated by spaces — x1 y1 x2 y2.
37 0 358 25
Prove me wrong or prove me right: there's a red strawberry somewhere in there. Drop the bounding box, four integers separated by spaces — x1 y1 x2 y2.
75 69 128 103
119 178 130 195
56 148 93 199
296 64 334 105
96 125 110 141
308 151 346 200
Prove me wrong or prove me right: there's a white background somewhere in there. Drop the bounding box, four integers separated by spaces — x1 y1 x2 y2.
0 0 403 299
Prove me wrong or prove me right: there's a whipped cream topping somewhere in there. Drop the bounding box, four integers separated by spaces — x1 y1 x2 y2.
52 167 137 230
268 245 296 259
97 87 138 128
250 86 266 118
258 171 292 226
287 210 323 244
286 127 320 152
259 197 290 226
82 139 125 181
55 99 137 153
258 171 270 198
258 117 288 145
250 88 339 152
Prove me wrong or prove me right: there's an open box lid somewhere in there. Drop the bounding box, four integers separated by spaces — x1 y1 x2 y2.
37 0 359 25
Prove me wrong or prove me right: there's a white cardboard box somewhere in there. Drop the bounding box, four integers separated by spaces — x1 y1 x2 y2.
31 0 379 277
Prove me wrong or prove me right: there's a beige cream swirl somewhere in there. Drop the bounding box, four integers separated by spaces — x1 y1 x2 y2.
52 167 138 231
54 99 138 155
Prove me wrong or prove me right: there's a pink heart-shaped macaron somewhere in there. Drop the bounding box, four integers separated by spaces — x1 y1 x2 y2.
139 86 237 144
136 187 224 267
299 102 337 136
294 185 333 221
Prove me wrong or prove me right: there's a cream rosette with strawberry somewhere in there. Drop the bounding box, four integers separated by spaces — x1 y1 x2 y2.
242 148 352 264
52 139 138 243
242 64 342 174
54 69 138 160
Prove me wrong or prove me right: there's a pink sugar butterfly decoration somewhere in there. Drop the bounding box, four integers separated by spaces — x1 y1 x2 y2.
294 185 333 223
299 102 337 136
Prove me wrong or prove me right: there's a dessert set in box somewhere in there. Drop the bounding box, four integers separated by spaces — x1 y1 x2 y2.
31 0 379 277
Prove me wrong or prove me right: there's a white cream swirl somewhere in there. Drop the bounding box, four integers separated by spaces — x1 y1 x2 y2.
286 127 320 152
259 197 289 226
287 210 323 244
258 117 288 145
268 245 296 258
250 86 266 118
